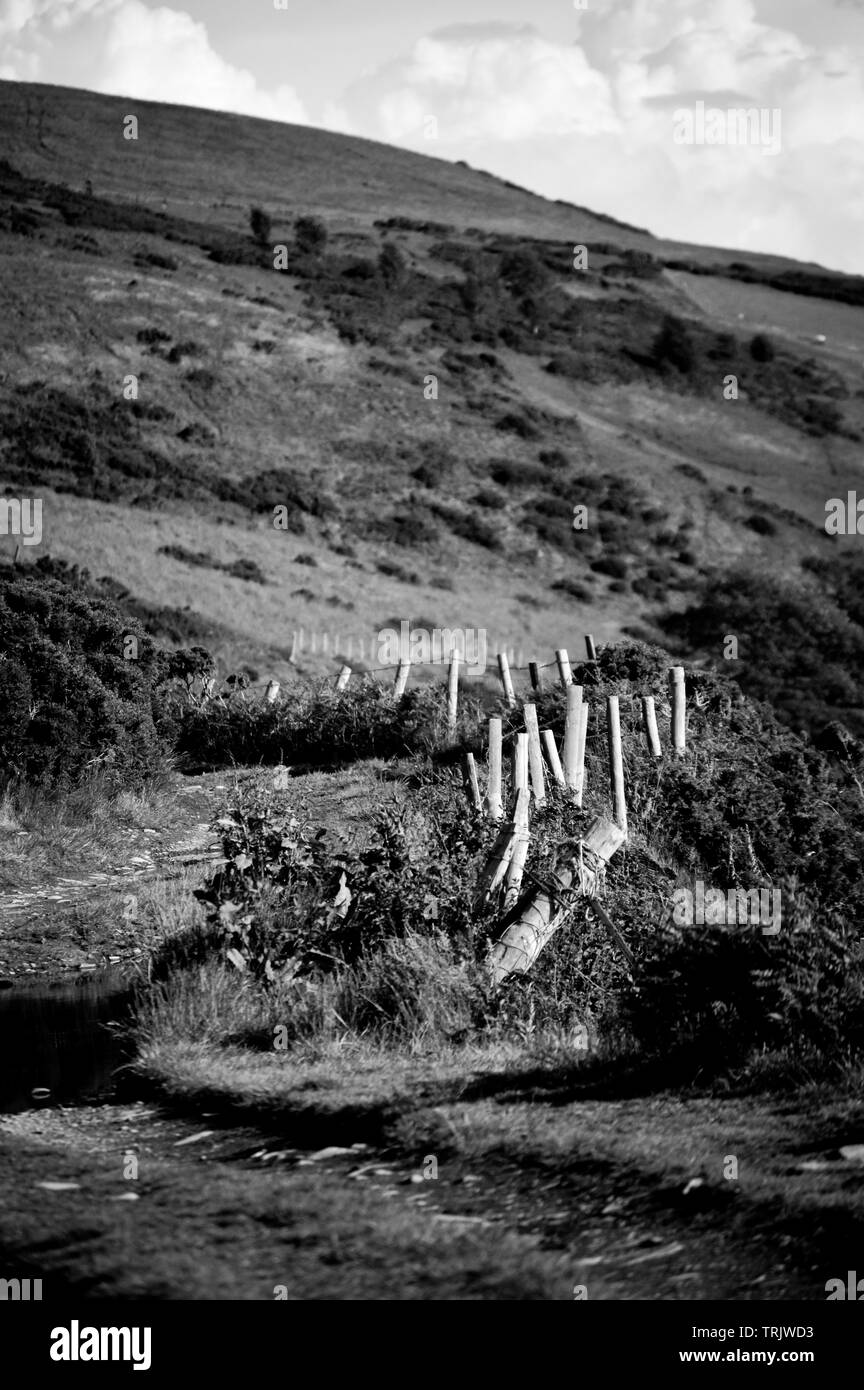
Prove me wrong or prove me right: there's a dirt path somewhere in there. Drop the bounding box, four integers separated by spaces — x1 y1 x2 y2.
0 1088 855 1301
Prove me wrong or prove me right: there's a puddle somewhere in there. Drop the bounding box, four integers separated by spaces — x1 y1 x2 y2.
0 969 135 1113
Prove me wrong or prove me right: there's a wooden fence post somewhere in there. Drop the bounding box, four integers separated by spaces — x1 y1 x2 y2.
522 703 546 805
606 694 627 836
486 717 503 822
575 700 588 809
585 634 597 662
541 729 566 787
264 680 280 704
335 665 351 691
642 695 662 758
497 652 516 708
463 753 483 815
503 790 531 910
489 815 627 984
563 685 583 790
512 731 529 796
476 788 527 905
529 660 543 693
670 666 686 756
447 651 460 735
555 648 572 690
394 660 411 697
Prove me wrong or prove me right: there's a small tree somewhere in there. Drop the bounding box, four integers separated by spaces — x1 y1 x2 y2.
294 216 328 258
249 206 272 246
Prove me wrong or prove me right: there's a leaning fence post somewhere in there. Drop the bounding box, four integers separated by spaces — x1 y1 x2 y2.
541 729 566 787
555 648 572 690
487 717 503 822
606 694 627 836
463 753 483 815
447 651 460 735
503 789 531 910
522 703 546 805
394 660 411 697
585 634 597 662
489 814 627 984
497 652 516 708
563 685 583 790
335 664 352 691
642 695 662 758
670 666 686 756
529 660 543 694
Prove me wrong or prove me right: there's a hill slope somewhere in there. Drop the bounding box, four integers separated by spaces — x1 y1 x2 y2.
2 79 864 734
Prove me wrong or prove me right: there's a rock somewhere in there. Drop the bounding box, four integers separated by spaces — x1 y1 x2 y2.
34 1181 80 1192
839 1145 864 1164
173 1130 215 1147
306 1146 357 1162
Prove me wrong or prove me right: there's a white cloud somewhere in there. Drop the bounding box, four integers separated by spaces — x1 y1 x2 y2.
333 3 864 272
0 0 309 122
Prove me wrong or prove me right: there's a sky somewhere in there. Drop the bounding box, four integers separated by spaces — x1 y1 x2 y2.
1 0 862 272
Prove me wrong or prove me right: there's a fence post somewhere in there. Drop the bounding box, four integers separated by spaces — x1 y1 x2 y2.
606 694 627 836
555 648 572 690
463 753 483 815
447 651 460 735
563 685 583 790
529 660 543 694
541 729 566 787
487 717 503 822
503 789 531 910
497 652 516 708
336 665 351 691
575 700 589 809
394 660 411 697
522 703 546 805
670 666 686 756
642 695 662 758
585 634 597 662
512 731 529 796
264 680 280 704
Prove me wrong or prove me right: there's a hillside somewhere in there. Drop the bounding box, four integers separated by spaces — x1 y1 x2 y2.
2 79 864 735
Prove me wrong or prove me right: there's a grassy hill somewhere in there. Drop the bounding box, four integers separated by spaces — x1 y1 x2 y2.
2 78 864 736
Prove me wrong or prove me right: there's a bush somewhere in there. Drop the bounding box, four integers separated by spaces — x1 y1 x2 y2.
750 333 775 363
295 216 328 258
653 315 697 374
0 569 191 789
249 206 272 246
378 241 407 291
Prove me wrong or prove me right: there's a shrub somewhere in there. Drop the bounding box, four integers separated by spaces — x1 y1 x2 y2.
0 569 191 789
499 248 551 299
653 315 697 374
378 241 407 290
249 205 272 246
295 216 328 258
750 333 775 363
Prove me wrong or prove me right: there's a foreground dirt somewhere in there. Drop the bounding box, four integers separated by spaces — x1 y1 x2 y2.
1 1074 863 1300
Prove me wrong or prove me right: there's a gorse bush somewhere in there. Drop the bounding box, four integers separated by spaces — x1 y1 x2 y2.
0 568 197 789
